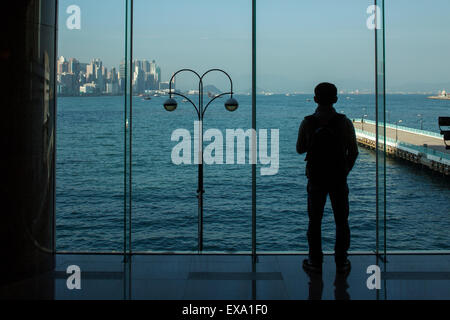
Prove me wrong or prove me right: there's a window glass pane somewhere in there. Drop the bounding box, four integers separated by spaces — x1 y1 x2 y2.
375 0 386 259
56 0 127 251
132 0 252 252
385 0 450 251
256 0 376 252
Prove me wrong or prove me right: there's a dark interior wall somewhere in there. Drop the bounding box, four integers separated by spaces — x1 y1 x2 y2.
0 0 57 286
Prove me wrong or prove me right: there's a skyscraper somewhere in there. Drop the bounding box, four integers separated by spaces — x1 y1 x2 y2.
119 60 126 92
150 60 156 75
68 58 79 75
156 66 161 85
142 60 151 73
57 56 68 74
133 63 145 94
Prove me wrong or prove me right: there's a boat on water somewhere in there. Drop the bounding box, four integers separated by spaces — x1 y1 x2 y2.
427 90 450 100
143 95 151 100
182 99 188 103
207 92 222 99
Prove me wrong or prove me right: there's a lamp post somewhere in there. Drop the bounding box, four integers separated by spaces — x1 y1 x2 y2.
362 114 368 131
396 119 403 142
163 69 238 253
361 108 366 131
417 114 424 130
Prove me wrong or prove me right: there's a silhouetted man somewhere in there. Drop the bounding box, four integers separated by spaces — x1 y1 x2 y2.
297 83 358 274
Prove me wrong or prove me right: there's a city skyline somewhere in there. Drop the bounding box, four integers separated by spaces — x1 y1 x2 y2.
57 56 175 96
57 55 447 96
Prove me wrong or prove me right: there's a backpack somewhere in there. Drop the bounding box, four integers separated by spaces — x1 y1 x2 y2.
305 113 348 181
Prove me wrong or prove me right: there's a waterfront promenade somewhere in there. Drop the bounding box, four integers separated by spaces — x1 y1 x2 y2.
352 119 450 176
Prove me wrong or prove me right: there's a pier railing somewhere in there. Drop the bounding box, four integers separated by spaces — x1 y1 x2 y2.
354 118 443 139
354 127 450 165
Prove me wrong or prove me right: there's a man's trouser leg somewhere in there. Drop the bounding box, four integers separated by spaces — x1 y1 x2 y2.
307 180 327 264
329 181 350 263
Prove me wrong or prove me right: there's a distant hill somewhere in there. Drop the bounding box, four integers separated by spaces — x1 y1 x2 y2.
203 84 221 94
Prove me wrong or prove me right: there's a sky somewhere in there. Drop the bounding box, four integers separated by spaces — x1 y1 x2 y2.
58 0 450 93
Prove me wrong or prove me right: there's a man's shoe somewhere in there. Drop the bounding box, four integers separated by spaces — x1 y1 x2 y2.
336 259 351 274
303 259 322 274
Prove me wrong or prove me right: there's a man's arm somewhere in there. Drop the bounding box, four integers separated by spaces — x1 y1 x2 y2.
297 120 308 154
345 118 359 172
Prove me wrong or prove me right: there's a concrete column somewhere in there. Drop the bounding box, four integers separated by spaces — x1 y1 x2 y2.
0 0 57 287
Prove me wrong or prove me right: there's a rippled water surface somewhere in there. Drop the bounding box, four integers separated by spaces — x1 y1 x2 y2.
56 94 450 252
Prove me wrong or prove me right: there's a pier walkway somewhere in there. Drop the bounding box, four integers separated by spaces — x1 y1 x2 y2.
352 119 449 176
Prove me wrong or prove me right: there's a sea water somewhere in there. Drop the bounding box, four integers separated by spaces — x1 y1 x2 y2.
56 94 450 252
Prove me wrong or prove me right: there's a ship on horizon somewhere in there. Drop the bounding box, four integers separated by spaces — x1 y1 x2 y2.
427 90 450 100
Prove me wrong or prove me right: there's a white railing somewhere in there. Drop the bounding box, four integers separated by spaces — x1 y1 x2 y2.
355 128 450 165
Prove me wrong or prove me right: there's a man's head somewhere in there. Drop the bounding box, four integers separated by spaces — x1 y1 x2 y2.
314 82 338 106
